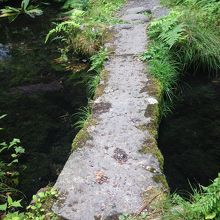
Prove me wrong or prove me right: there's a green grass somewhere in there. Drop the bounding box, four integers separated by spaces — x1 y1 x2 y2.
73 106 91 130
162 174 220 220
141 41 180 116
46 0 125 56
145 0 220 116
145 0 220 219
87 47 108 97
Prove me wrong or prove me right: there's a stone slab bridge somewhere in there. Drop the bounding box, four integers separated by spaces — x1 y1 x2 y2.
53 0 168 219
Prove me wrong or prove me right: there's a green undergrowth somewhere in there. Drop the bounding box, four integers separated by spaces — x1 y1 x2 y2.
45 0 124 151
46 0 125 57
141 0 220 219
72 48 108 134
142 0 220 116
3 188 59 220
0 120 59 219
162 174 220 220
119 174 220 220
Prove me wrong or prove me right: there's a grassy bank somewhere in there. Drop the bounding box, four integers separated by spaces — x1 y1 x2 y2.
142 0 220 116
142 0 220 219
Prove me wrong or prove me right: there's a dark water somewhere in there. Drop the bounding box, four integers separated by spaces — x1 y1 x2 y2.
159 73 220 195
0 8 88 202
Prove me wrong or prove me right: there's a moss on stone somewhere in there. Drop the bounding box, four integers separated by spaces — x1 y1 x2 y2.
71 66 110 151
142 186 167 219
138 74 169 190
71 119 95 151
153 174 169 191
139 77 164 168
139 137 164 170
144 103 160 137
71 40 111 151
94 70 109 99
147 76 162 100
72 70 109 151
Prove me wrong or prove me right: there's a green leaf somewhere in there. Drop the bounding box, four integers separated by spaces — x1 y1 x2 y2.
0 203 7 211
7 159 18 166
32 195 37 202
10 200 22 208
205 213 216 219
50 189 57 195
21 0 30 10
0 145 8 153
26 8 43 18
7 195 13 205
0 114 7 120
9 138 20 148
15 146 25 154
38 192 45 198
30 205 37 210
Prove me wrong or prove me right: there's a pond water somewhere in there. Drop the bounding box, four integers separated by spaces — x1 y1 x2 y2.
159 72 220 196
0 8 89 202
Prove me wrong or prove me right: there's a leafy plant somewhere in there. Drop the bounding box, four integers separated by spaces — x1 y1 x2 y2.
147 1 220 218
0 195 22 213
3 188 59 220
119 212 148 220
146 0 220 116
46 0 124 56
87 74 100 98
63 0 90 11
0 138 25 208
86 47 108 97
89 47 108 72
142 42 180 116
45 9 84 43
149 6 220 72
25 188 58 220
162 174 220 220
0 0 43 22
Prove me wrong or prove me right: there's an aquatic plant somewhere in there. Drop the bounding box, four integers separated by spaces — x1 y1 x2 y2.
0 0 43 22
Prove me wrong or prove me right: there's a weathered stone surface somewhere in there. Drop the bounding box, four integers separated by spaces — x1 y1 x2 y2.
126 6 151 14
114 24 147 55
152 6 169 18
113 24 133 30
121 14 150 23
119 0 169 19
53 0 167 219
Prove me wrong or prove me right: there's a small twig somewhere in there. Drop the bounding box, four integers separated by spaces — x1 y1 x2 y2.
135 193 161 217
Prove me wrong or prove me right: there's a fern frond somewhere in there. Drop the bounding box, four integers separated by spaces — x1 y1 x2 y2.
160 23 185 48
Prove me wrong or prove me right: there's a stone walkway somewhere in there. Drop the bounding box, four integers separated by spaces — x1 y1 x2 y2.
53 1 168 219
